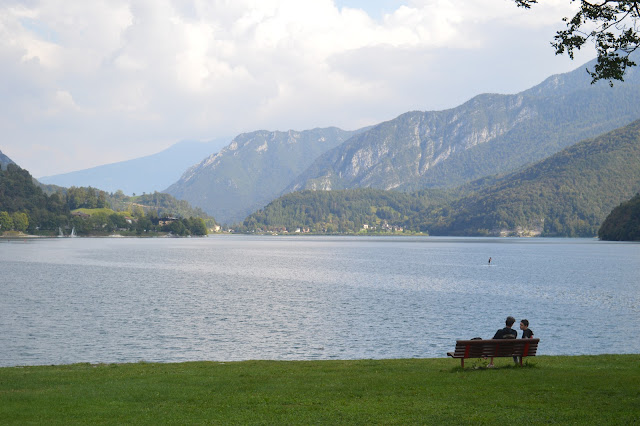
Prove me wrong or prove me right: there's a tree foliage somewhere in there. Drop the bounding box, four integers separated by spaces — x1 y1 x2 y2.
241 188 453 234
66 186 108 210
516 0 640 84
107 191 214 225
0 163 212 236
598 193 640 240
0 164 69 232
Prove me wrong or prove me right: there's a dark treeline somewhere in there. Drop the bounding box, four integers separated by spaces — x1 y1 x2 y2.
242 189 415 233
0 164 69 232
241 188 453 234
0 164 211 236
598 193 640 241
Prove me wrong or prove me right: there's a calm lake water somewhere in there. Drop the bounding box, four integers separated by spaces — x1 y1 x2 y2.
0 236 638 367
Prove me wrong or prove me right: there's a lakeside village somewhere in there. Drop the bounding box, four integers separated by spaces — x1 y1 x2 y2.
244 221 406 235
68 209 408 236
1 206 542 238
2 210 543 238
240 223 542 237
0 206 409 237
64 210 209 237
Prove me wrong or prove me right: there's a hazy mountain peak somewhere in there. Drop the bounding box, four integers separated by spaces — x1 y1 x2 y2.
0 149 16 170
38 138 230 194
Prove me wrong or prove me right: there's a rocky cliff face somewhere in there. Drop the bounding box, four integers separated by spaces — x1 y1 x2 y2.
286 61 640 193
165 127 362 224
289 94 534 192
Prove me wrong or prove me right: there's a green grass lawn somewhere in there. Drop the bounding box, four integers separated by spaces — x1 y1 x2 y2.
1 355 638 424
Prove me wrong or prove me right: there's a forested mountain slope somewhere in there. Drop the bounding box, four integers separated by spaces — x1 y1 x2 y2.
425 118 640 236
244 119 640 237
165 127 363 224
242 188 450 233
598 194 640 241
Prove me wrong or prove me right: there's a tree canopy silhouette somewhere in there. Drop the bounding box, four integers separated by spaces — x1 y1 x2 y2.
516 0 640 85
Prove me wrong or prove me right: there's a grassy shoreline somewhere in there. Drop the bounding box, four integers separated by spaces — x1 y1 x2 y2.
1 355 638 424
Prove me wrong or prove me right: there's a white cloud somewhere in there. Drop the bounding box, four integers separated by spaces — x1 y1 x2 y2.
0 0 592 178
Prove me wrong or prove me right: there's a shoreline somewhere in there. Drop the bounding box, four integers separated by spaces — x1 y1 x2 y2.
1 352 637 369
0 231 607 239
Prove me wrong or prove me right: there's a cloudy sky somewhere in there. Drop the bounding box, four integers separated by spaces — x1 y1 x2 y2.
1 0 594 178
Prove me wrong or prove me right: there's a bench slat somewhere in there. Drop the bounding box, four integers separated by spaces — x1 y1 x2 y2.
447 339 540 363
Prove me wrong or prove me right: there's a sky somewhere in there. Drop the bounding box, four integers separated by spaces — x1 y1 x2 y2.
0 0 595 178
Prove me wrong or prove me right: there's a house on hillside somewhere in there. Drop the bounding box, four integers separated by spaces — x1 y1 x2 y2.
156 216 178 227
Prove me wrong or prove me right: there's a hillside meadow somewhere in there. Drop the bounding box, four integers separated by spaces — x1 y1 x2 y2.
1 355 638 424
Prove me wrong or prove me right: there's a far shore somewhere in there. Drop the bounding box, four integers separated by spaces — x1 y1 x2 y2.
1 231 608 239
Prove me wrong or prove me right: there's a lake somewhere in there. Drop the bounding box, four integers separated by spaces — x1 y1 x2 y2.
0 236 638 367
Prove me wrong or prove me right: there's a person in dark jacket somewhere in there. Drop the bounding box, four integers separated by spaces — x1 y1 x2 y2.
493 316 518 339
488 316 517 367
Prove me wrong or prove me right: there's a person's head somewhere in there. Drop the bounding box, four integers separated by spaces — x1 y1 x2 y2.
520 319 529 330
506 316 516 327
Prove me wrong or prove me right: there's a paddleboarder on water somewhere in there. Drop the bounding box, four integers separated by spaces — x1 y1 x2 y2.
488 257 492 265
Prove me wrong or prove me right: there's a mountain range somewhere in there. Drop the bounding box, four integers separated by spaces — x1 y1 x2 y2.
285 63 640 193
20 55 640 231
168 56 640 225
164 127 365 224
38 138 230 195
244 117 640 237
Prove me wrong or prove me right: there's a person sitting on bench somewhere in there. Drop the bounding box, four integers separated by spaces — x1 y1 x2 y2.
488 316 517 367
514 319 534 364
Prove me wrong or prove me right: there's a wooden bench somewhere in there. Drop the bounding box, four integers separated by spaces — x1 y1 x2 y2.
447 338 540 368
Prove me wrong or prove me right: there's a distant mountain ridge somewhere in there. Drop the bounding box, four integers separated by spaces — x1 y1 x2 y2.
39 138 230 195
285 59 640 193
0 149 15 170
244 118 640 237
164 127 365 224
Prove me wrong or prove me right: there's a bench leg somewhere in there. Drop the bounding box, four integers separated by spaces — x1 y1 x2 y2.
461 359 464 368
